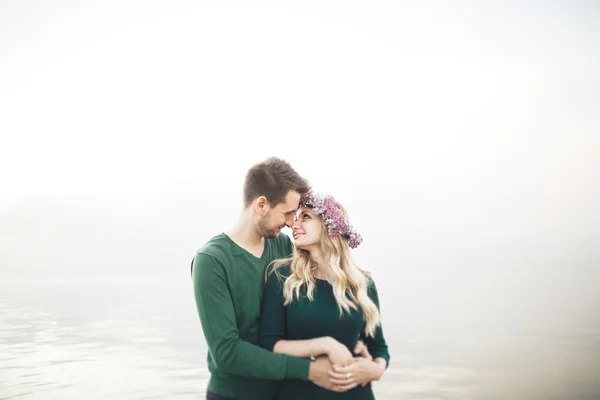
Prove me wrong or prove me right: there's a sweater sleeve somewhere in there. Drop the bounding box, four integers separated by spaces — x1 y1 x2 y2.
363 278 391 367
192 253 310 380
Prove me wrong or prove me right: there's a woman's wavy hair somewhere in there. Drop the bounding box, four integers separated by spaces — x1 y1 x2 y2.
267 201 380 337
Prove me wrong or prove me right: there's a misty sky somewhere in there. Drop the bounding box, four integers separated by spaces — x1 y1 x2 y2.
1 1 599 339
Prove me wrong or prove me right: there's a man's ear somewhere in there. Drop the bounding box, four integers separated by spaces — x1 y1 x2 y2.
254 196 269 216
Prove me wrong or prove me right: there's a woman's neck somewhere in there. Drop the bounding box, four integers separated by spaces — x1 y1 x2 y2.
307 247 327 279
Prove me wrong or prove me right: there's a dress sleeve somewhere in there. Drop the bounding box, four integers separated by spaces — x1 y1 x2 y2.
258 268 289 351
363 278 391 367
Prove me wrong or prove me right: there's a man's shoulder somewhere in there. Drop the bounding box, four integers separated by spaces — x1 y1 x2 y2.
275 232 293 245
267 232 294 255
193 233 235 268
196 233 229 254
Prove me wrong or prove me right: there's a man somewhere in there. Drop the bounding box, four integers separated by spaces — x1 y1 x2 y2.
191 157 367 400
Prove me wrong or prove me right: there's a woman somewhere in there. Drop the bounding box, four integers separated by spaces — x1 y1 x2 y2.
259 190 390 399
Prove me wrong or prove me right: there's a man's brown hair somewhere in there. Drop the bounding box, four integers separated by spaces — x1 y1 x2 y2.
243 157 310 208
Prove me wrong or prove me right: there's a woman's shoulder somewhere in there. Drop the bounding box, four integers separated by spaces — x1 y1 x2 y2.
265 264 292 286
363 273 382 300
365 273 376 286
279 264 293 277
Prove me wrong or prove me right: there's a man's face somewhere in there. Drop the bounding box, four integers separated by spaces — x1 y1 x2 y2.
258 191 301 239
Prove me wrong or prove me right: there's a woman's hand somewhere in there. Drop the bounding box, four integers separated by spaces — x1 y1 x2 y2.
328 357 386 391
316 337 354 367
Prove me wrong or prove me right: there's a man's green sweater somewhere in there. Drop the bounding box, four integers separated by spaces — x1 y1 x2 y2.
192 233 310 400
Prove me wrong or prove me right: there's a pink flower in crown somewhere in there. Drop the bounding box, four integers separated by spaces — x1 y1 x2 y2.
299 190 363 249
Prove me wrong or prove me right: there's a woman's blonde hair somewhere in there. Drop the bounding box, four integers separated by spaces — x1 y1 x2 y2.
268 202 381 337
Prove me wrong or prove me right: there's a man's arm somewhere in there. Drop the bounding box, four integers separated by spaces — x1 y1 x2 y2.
192 253 310 380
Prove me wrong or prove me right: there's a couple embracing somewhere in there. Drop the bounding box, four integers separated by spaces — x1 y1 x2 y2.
191 157 390 400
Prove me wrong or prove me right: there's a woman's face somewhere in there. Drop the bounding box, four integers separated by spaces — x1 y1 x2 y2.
292 207 323 250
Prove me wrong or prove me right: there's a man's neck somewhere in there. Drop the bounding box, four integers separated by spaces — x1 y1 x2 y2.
226 212 264 256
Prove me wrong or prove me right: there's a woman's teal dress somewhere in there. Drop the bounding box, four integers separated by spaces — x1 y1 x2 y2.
259 267 390 400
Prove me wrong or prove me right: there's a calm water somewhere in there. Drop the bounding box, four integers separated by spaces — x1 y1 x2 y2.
1 273 598 400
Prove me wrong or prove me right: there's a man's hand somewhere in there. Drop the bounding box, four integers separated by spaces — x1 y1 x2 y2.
308 356 366 393
309 342 375 393
308 356 336 390
353 340 372 361
329 358 386 392
353 340 373 387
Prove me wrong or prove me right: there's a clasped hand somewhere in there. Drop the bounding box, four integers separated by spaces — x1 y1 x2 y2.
328 357 385 392
322 339 384 393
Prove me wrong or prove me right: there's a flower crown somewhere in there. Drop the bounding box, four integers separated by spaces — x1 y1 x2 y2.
299 190 363 249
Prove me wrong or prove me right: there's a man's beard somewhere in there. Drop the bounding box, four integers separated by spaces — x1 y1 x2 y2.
258 214 281 239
